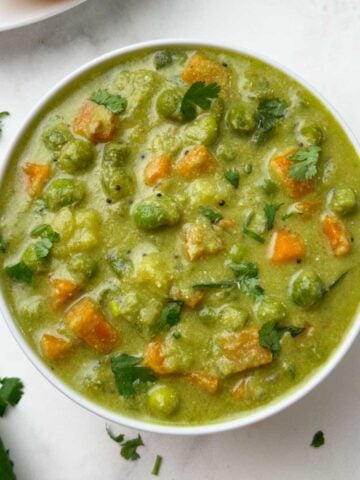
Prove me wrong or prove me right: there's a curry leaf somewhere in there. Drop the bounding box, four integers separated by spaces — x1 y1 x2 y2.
259 321 304 357
156 301 183 331
111 354 156 398
224 169 240 188
181 81 220 121
264 203 283 230
91 89 127 114
288 145 321 180
5 262 33 285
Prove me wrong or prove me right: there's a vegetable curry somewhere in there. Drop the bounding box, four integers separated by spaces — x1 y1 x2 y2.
1 47 360 425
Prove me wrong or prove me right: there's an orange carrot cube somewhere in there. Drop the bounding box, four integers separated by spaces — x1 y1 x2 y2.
321 213 351 257
51 278 81 310
187 372 220 394
73 100 118 143
40 334 72 361
175 145 217 179
269 229 305 263
270 150 314 198
23 162 51 197
144 155 172 186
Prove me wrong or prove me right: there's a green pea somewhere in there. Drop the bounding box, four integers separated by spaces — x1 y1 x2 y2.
154 50 173 69
22 244 48 272
220 305 248 331
68 253 98 282
229 244 246 263
58 139 94 173
148 385 179 416
329 187 357 216
226 102 256 134
183 114 218 146
43 178 85 211
42 122 72 151
256 297 287 323
133 194 181 231
101 158 135 202
296 124 323 146
289 269 325 308
259 179 278 195
156 89 182 121
103 142 131 166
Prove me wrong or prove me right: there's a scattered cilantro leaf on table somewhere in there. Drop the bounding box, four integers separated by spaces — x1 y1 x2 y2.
111 354 156 398
91 89 127 114
311 430 325 448
120 435 144 461
180 81 220 121
0 378 24 417
0 437 16 480
152 455 163 476
0 111 9 135
288 145 321 180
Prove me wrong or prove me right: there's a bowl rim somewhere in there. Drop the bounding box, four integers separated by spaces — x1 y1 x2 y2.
1 38 360 436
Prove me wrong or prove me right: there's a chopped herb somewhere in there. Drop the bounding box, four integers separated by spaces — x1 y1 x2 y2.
33 199 48 215
111 354 156 398
0 437 16 480
91 89 127 114
172 331 181 339
198 206 223 224
0 378 24 417
311 430 325 448
156 301 183 331
106 425 125 444
243 212 265 243
0 111 9 135
326 270 349 292
288 145 321 181
120 434 144 461
264 203 283 230
259 321 304 357
154 50 173 69
180 81 220 121
253 98 288 143
5 261 33 285
193 281 236 289
224 169 240 188
228 261 265 299
34 238 53 259
152 455 163 476
30 224 60 243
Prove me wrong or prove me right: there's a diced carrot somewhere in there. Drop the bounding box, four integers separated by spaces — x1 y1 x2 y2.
23 162 51 197
51 278 81 310
169 286 204 308
144 340 167 374
40 333 72 361
181 54 230 96
182 222 223 261
231 377 249 400
73 100 118 143
219 327 273 373
269 229 305 263
321 213 351 257
187 372 220 394
175 145 217 180
270 150 314 198
218 218 236 230
144 155 172 186
64 297 119 354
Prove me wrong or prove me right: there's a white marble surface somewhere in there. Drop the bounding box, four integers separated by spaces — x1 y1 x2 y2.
0 0 360 478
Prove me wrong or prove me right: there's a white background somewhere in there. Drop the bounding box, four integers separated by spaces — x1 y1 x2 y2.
0 1 360 478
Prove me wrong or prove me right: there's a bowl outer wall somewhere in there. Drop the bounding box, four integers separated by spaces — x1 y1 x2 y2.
1 38 360 436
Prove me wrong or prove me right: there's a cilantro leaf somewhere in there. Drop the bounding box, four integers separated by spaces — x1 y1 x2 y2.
253 98 288 143
0 378 24 417
156 301 183 331
224 169 240 188
264 203 283 230
243 211 265 243
5 262 33 284
0 111 10 135
91 89 127 114
0 437 16 480
106 425 125 444
180 81 220 121
288 145 321 180
34 238 53 259
259 321 304 357
198 205 223 224
111 354 156 398
31 224 60 243
120 434 144 461
152 455 163 476
228 261 265 299
311 430 325 448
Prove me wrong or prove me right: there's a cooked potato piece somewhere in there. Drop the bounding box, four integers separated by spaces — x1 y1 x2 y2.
182 222 223 261
65 297 119 353
73 100 118 143
219 327 273 373
40 334 72 360
182 54 230 96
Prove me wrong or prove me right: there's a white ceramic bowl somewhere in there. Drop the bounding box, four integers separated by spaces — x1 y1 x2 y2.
1 39 360 435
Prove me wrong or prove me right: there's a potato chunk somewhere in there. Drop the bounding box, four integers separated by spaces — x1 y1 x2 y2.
40 334 72 361
182 54 230 96
65 297 118 353
175 145 217 180
270 150 314 198
73 100 118 143
219 327 272 373
182 222 223 261
321 213 351 257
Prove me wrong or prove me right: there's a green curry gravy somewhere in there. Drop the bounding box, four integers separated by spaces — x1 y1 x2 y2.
1 47 360 426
